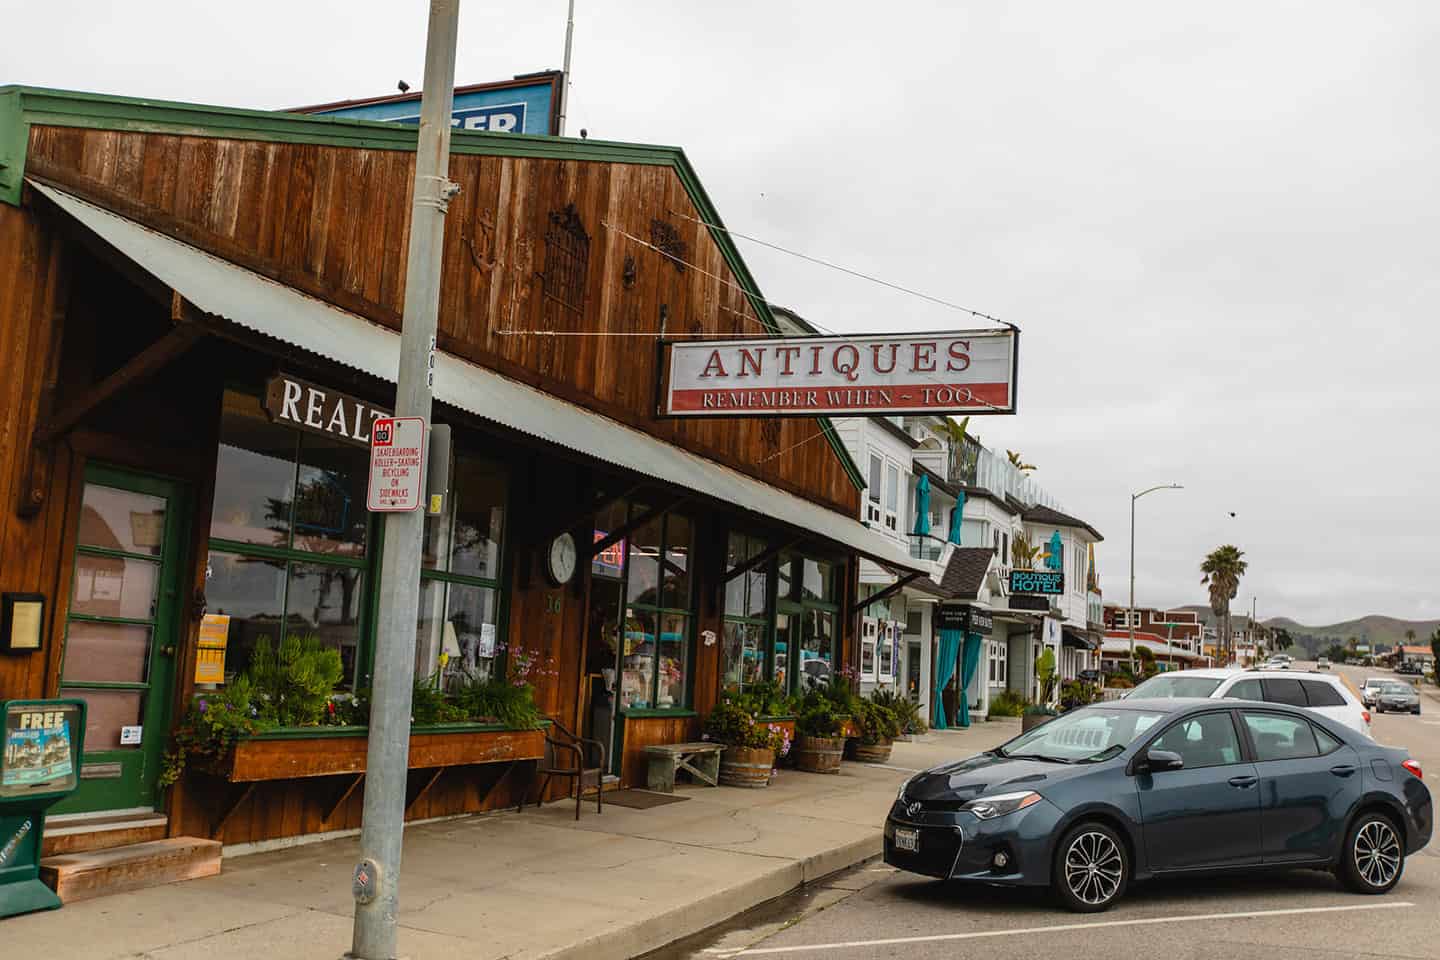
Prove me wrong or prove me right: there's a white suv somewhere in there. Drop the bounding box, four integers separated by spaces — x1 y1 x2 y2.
1125 668 1372 737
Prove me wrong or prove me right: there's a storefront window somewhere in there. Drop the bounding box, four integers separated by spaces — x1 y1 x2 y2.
619 509 692 710
208 391 370 691
417 453 508 687
782 553 841 694
722 532 771 692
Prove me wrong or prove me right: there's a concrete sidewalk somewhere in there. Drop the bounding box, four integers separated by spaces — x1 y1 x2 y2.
3 722 1014 959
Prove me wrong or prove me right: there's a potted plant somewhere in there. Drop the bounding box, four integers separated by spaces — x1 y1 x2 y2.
1022 703 1059 732
869 687 925 740
794 702 845 774
704 699 787 788
852 697 902 763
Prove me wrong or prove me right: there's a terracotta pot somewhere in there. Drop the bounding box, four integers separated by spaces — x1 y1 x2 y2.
1022 712 1056 733
852 740 893 764
795 735 845 774
719 746 774 788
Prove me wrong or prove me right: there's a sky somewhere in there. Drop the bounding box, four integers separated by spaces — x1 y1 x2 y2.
9 1 1438 625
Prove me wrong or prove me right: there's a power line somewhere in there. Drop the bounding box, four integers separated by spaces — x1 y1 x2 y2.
667 208 1012 328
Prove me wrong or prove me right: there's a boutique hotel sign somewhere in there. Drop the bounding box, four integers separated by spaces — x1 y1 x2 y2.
661 328 1017 417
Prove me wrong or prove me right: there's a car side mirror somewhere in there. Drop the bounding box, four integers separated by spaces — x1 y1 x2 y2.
1143 749 1184 773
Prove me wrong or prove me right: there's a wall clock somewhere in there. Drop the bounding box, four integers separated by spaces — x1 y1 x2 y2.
546 532 578 586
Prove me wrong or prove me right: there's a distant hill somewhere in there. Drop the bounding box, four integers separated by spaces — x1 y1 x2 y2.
1260 615 1438 651
1165 607 1436 656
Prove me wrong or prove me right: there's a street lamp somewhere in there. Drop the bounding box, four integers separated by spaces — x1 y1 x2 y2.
1129 484 1184 674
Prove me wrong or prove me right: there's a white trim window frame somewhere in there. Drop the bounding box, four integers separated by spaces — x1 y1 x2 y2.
883 460 901 533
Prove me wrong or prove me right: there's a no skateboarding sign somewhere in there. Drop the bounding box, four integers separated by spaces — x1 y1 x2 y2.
366 417 427 512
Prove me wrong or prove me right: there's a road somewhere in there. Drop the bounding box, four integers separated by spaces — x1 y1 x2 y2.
653 661 1438 960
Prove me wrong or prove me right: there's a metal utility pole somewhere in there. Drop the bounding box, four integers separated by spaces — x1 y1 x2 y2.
1128 484 1183 674
349 2 459 958
557 0 575 135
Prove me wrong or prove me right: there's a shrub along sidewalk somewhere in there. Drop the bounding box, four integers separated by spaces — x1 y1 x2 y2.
2 726 1012 960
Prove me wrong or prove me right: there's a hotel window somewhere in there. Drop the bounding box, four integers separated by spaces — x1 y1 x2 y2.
866 454 883 524
884 463 900 531
620 509 693 710
207 390 370 692
722 532 771 692
417 455 507 688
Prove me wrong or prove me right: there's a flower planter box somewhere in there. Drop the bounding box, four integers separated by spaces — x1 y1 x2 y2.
718 746 774 788
852 740 893 764
794 735 845 774
200 724 547 782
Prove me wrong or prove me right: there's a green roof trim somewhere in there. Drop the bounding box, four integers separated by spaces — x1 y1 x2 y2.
0 85 864 491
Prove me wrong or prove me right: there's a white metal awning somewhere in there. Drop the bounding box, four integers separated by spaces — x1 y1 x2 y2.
31 179 924 575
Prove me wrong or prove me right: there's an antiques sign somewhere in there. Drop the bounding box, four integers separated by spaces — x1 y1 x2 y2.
265 374 391 449
662 329 1018 417
1009 570 1064 595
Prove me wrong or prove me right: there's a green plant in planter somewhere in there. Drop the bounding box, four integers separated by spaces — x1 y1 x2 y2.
158 676 261 788
411 673 468 724
732 680 796 718
870 688 926 735
1024 703 1060 718
452 671 545 729
854 698 902 745
987 689 1028 718
796 702 843 739
704 699 786 752
248 633 344 727
1034 647 1058 706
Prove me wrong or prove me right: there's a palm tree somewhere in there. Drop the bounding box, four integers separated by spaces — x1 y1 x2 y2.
1200 545 1248 665
1006 449 1036 473
1405 628 1416 646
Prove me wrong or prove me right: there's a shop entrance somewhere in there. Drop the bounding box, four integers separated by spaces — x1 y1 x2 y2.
51 465 188 814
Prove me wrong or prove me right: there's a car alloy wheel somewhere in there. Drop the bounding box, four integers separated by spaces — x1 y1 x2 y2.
1342 814 1404 894
1059 827 1125 910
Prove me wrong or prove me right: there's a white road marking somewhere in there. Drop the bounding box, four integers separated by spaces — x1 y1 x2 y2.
702 901 1416 956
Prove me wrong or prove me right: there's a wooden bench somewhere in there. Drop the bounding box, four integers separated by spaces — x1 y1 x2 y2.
643 742 723 793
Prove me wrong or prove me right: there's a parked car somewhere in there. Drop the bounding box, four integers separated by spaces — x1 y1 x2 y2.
1317 657 1331 670
885 699 1431 911
1264 657 1291 670
1375 681 1421 716
1397 662 1422 676
1124 668 1372 737
1361 678 1389 709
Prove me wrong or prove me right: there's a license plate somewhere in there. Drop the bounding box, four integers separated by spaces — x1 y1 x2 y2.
895 828 919 852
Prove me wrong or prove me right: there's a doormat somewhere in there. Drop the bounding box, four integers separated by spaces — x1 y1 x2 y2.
602 790 691 809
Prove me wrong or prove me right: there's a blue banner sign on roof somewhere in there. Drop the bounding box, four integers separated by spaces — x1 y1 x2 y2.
291 72 562 137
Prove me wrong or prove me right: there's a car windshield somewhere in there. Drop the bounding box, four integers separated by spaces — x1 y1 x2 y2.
1126 675 1224 699
1381 683 1413 694
999 707 1169 762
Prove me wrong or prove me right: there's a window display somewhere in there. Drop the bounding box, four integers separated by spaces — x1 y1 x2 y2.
618 510 692 710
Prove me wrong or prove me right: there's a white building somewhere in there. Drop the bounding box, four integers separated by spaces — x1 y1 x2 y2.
830 409 1105 724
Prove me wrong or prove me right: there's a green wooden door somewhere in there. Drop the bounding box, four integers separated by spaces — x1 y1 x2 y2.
50 465 188 814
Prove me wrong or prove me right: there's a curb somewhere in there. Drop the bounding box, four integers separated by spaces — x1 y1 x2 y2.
538 833 882 960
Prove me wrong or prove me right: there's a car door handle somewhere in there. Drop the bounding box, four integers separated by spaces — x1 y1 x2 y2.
1330 764 1357 777
1228 775 1258 788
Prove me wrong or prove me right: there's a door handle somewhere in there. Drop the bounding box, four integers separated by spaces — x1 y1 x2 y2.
1329 764 1357 777
1228 775 1258 788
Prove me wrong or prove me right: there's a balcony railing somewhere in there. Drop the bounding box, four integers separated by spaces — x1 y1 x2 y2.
908 533 948 562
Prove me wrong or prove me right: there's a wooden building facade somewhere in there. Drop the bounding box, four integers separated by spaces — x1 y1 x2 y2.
0 87 919 851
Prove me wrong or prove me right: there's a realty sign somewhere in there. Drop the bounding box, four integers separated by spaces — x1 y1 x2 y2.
367 418 427 513
662 328 1018 417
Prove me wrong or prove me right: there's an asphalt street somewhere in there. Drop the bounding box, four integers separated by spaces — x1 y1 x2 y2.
653 661 1439 960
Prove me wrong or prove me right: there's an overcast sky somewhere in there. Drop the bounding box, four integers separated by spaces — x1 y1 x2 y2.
11 2 1438 625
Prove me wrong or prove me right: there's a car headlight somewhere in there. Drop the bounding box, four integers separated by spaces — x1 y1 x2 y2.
962 791 1043 820
897 776 915 801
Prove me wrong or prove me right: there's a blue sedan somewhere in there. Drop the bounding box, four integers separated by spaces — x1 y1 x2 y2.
885 698 1432 911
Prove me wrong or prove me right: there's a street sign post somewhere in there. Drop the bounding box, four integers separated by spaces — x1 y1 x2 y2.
0 698 85 918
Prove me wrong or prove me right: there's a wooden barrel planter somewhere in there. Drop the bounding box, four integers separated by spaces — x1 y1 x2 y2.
852 740 893 764
719 746 775 788
794 736 845 774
